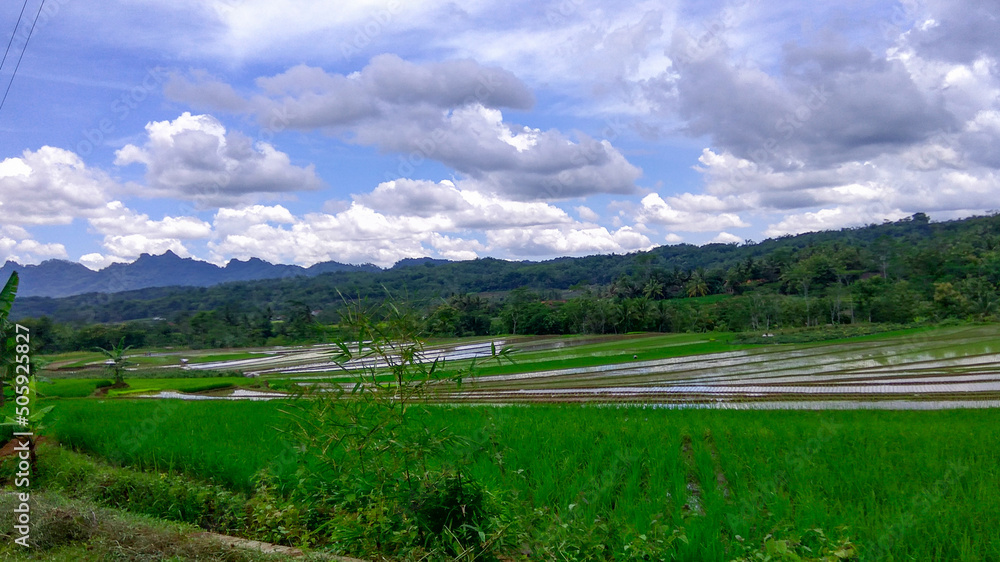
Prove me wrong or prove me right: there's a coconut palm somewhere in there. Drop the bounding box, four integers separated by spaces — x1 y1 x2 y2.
685 270 709 298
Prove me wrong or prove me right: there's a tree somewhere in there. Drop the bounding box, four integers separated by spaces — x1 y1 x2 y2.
685 270 709 298
499 287 537 335
282 296 512 555
642 278 665 300
97 337 132 386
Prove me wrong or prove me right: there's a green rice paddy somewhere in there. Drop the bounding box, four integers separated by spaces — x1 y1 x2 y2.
20 324 1000 559
43 400 1000 560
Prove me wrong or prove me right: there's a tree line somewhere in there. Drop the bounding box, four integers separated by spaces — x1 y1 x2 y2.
12 212 1000 352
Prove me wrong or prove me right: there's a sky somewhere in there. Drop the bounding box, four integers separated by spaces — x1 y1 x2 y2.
0 0 998 270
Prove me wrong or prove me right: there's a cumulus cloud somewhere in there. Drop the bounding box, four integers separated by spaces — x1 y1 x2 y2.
167 56 641 200
905 0 1000 64
0 235 68 265
358 179 572 228
89 202 213 239
205 176 652 267
114 112 323 206
640 0 1000 239
667 31 956 170
486 224 652 257
575 205 600 222
0 146 120 226
637 193 749 232
77 202 214 267
708 232 742 244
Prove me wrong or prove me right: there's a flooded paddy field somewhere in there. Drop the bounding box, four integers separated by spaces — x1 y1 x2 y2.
423 326 1000 407
39 325 1000 409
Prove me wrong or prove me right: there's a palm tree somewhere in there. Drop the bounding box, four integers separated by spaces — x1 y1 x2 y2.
685 271 709 298
98 337 133 386
642 278 665 300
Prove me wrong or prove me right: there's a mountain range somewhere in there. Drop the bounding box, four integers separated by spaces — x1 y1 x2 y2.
0 251 381 298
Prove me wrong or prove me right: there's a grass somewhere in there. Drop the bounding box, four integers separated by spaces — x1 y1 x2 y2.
46 399 298 494
40 399 1000 560
36 377 251 399
0 490 301 561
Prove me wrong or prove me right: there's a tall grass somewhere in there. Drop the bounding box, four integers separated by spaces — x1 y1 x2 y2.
43 400 1000 560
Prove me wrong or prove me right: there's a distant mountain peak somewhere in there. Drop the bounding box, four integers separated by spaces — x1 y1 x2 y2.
2 251 374 298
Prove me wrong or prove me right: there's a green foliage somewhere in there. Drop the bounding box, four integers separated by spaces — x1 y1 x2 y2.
96 336 132 385
0 272 16 322
281 295 511 558
1 446 247 534
0 272 20 404
730 527 858 561
40 399 1000 560
11 213 1000 345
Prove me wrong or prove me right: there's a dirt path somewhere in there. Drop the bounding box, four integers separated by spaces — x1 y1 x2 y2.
191 532 367 560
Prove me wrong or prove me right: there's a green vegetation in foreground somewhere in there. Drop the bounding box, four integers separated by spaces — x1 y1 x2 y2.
0 490 305 561
40 400 1000 561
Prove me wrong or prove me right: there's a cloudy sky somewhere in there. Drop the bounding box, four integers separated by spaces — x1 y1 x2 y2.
1 0 998 269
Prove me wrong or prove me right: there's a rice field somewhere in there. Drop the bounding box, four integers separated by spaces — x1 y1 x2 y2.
42 400 1000 560
432 325 1000 406
42 325 999 409
24 325 1000 558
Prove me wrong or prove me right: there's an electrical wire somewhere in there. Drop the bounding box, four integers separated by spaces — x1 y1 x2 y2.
0 0 46 116
0 0 30 74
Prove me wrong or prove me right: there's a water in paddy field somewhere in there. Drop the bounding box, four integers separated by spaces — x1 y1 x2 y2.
152 327 1000 408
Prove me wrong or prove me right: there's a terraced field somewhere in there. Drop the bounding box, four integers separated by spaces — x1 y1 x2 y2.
438 326 1000 406
166 325 1000 408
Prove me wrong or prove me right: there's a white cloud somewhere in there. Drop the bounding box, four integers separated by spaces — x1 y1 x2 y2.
575 205 600 222
114 112 323 206
167 58 641 201
708 232 742 244
99 235 194 261
0 235 68 265
0 146 120 226
359 179 571 228
79 253 129 271
428 232 484 261
763 207 912 238
486 224 652 257
637 193 749 231
202 175 655 266
89 202 212 239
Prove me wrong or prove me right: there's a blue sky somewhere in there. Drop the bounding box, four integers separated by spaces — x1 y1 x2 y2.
1 0 999 269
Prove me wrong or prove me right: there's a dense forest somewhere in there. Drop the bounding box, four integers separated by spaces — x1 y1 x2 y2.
11 212 1000 352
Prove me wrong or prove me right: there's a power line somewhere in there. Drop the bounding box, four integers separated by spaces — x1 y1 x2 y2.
0 0 46 116
0 0 30 74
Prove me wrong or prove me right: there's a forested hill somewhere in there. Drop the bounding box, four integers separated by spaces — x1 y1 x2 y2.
9 212 1000 328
